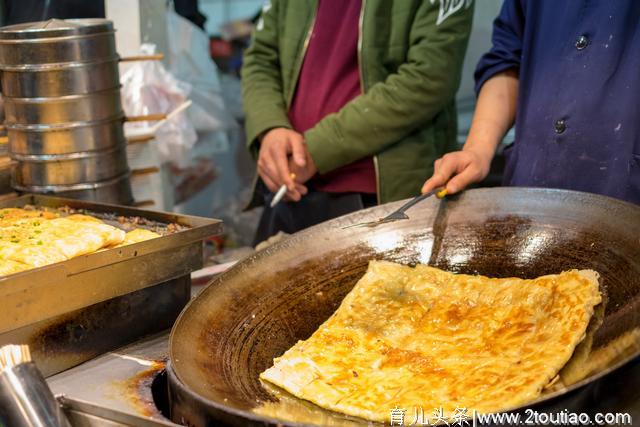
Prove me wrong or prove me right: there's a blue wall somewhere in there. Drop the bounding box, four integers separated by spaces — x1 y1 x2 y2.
199 0 265 36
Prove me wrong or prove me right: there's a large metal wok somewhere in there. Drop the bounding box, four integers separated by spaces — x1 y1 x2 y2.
168 187 640 426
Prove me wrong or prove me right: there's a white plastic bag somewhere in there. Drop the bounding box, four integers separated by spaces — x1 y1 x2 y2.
120 43 197 167
166 3 237 133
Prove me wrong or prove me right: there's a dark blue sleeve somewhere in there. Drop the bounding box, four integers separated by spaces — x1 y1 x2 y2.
474 0 525 95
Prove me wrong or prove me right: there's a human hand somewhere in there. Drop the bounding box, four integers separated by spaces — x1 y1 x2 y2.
421 148 492 195
289 149 317 184
281 151 317 201
258 128 309 201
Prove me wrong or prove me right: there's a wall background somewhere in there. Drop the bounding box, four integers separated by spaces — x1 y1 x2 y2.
199 0 264 36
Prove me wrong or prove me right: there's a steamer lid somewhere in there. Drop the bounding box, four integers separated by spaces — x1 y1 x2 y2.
0 19 113 41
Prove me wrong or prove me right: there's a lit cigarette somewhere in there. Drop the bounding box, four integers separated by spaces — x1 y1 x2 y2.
270 173 296 208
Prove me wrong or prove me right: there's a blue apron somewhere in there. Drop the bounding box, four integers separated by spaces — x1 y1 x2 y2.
476 0 640 204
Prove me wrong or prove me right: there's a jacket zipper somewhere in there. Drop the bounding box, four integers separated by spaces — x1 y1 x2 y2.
357 0 380 204
247 3 318 211
287 6 317 107
243 3 318 210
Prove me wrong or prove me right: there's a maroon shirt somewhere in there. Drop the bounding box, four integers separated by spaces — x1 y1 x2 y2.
287 0 376 194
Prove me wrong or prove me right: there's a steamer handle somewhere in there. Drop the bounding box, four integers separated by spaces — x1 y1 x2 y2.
125 114 167 122
120 54 165 62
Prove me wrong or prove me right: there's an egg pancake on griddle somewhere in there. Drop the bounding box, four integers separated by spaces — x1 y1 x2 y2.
0 208 159 276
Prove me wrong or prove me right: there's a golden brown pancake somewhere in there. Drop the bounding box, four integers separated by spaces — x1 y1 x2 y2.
113 228 160 247
260 261 602 423
0 259 31 276
0 208 160 277
0 208 58 227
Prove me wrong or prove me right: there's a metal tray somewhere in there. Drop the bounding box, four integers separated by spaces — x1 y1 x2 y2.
0 194 223 335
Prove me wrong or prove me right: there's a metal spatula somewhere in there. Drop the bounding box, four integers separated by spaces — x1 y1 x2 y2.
343 187 448 229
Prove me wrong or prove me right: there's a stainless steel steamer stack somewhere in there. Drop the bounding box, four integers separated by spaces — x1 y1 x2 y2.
0 19 133 204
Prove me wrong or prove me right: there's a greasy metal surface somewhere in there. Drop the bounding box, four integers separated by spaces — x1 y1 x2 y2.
4 88 123 125
1 276 189 376
0 19 116 67
61 400 179 427
7 116 125 155
12 143 128 186
169 187 640 426
49 332 182 427
14 172 134 205
0 194 222 334
47 273 253 427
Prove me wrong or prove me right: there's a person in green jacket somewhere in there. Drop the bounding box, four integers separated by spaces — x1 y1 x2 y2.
242 0 473 243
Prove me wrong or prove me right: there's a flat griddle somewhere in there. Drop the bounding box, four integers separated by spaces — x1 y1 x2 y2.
0 194 222 375
167 187 640 426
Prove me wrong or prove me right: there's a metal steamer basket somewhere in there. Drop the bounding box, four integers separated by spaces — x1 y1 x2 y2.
3 88 124 125
0 19 117 67
1 57 121 98
7 115 126 155
11 172 133 204
11 144 129 186
0 19 134 205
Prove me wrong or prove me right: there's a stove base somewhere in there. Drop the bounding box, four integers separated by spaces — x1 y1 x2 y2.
2 275 190 377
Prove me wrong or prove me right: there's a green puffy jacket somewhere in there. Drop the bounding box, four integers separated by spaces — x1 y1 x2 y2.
242 0 473 204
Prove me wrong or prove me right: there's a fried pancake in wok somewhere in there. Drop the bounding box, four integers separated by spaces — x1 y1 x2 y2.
260 261 602 423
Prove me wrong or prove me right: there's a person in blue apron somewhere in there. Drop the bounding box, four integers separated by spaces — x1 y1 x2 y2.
422 0 640 205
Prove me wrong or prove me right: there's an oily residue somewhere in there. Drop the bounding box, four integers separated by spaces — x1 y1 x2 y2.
119 359 166 418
